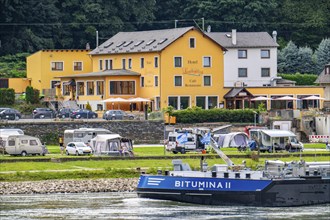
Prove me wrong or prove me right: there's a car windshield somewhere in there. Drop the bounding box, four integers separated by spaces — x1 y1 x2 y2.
75 142 87 147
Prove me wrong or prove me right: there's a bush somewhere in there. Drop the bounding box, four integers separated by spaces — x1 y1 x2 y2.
86 102 92 110
25 86 40 104
171 108 255 123
279 73 318 85
0 88 15 105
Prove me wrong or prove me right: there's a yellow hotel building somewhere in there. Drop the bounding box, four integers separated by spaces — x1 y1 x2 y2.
26 26 324 111
54 27 227 111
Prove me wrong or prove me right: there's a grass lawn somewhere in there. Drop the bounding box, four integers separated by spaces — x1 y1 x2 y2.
0 143 329 182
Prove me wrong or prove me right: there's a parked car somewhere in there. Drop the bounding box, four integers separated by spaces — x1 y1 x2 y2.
0 108 21 120
65 142 93 155
70 109 98 119
33 108 56 119
57 108 76 118
103 110 135 120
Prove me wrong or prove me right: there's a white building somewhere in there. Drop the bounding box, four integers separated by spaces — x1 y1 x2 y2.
207 30 279 87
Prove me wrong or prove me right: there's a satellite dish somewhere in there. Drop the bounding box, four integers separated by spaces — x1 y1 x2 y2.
207 25 211 33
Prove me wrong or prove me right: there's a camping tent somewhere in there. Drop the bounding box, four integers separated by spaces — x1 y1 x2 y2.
214 132 249 148
90 134 133 156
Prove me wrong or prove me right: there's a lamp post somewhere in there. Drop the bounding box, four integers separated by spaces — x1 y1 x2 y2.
253 111 257 127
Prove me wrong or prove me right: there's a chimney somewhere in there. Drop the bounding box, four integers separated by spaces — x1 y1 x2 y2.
272 31 277 43
232 29 237 45
86 43 90 50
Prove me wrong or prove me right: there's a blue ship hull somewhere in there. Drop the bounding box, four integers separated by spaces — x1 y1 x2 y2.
137 175 330 207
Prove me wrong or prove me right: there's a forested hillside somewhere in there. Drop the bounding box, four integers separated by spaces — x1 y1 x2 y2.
1 0 329 55
0 0 329 78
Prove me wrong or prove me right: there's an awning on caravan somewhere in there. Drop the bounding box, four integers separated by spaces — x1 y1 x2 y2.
261 130 296 137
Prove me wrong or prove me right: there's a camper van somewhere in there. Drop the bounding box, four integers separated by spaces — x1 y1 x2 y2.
166 128 207 154
254 129 304 153
4 134 47 156
64 128 112 146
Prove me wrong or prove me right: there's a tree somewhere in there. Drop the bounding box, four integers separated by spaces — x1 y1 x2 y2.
278 41 299 74
314 38 330 74
0 53 29 78
86 101 92 111
25 86 39 104
297 46 315 74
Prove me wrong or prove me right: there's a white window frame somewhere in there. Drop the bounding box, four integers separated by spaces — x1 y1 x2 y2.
76 81 85 96
96 80 105 95
154 75 158 87
154 56 159 68
261 49 270 59
140 57 144 68
203 75 212 86
86 80 95 96
238 68 248 77
51 61 64 71
99 59 103 70
122 58 126 69
238 50 247 59
174 56 183 68
109 80 136 96
50 80 60 89
203 56 212 67
73 61 83 71
189 37 196 48
174 75 183 87
261 68 270 77
128 58 132 69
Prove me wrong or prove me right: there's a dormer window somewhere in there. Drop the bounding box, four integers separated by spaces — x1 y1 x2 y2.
325 65 330 75
146 39 156 46
135 40 144 46
123 41 133 47
116 41 125 47
158 38 167 44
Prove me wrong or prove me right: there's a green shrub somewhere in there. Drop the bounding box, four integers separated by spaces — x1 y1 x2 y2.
279 73 318 85
86 102 92 110
171 108 255 123
0 88 15 105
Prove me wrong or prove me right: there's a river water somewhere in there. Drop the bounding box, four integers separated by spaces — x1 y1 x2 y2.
1 193 329 219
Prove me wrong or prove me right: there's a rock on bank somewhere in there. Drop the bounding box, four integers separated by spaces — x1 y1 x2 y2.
0 178 138 194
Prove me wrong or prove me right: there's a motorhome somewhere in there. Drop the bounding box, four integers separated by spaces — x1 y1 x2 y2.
252 129 304 152
63 128 112 146
166 128 208 154
3 134 47 156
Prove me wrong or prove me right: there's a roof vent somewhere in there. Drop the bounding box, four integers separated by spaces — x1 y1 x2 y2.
225 33 231 38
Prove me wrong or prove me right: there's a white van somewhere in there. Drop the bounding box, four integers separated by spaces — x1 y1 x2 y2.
166 128 206 154
64 128 112 146
4 134 47 156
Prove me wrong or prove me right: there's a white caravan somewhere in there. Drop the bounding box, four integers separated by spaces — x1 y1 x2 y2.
64 128 112 146
4 134 47 156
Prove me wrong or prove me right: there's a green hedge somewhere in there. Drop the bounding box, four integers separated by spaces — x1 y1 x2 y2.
171 108 255 123
279 73 318 85
0 88 15 105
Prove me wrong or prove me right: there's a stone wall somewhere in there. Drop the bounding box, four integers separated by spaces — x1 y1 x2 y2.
0 120 165 144
0 120 248 144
